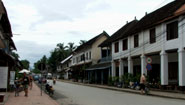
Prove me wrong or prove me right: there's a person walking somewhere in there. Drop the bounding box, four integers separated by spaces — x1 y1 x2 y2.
140 73 146 94
29 75 33 90
22 72 30 97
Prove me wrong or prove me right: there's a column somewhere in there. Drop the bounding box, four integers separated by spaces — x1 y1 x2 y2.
111 61 116 77
141 54 147 75
160 51 168 85
119 59 124 80
178 48 185 86
128 56 133 74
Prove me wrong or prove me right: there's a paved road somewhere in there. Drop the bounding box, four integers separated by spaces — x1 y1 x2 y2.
49 80 185 105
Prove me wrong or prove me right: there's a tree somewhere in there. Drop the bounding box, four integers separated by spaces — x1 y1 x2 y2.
21 60 30 69
67 42 76 53
79 40 87 45
11 52 20 59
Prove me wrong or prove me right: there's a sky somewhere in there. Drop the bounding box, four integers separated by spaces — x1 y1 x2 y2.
2 0 174 67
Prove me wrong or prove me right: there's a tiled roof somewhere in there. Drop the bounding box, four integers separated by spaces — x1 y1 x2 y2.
99 20 138 47
74 31 109 52
127 0 185 36
99 0 185 47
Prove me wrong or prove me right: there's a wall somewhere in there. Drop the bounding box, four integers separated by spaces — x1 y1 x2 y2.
91 35 108 64
112 16 185 60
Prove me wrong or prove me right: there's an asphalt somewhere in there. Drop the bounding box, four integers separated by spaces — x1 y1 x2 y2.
59 80 185 100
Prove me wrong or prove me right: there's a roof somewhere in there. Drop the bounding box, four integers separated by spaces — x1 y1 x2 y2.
86 62 111 71
100 0 185 46
99 20 138 47
74 31 109 52
0 1 16 50
126 0 185 36
61 55 73 64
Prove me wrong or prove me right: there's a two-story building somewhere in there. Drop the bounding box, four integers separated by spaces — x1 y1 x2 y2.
86 35 111 84
70 31 109 81
57 55 73 79
108 0 185 90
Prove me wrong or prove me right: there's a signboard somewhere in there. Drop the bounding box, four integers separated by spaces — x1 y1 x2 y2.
0 67 8 88
10 71 15 85
146 57 152 64
146 64 152 71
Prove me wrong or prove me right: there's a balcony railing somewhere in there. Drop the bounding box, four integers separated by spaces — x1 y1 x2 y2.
100 56 112 63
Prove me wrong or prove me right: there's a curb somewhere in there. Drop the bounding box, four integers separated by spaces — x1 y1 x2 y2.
59 80 185 100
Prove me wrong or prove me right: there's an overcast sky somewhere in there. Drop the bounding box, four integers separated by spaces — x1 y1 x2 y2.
3 0 173 67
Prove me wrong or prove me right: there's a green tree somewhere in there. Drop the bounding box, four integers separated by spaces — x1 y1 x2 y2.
79 40 87 45
67 42 76 53
21 60 30 69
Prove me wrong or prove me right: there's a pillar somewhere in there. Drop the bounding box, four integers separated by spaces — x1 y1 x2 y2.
119 59 123 81
160 51 168 85
111 61 116 77
141 54 147 75
178 48 185 86
128 56 133 74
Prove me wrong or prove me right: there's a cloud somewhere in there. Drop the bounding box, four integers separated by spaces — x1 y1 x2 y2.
14 40 55 67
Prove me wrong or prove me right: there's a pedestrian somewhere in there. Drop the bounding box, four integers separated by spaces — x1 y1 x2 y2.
14 78 20 97
140 73 146 94
29 75 33 90
21 72 30 97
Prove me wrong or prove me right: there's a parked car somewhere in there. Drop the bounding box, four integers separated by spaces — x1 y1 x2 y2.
33 75 39 81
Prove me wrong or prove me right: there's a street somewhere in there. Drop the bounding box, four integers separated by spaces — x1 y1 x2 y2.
49 80 185 105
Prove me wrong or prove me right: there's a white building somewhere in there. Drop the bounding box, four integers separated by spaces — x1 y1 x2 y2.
107 0 185 89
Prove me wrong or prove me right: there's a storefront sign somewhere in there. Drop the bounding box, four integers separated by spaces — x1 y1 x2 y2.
10 71 15 85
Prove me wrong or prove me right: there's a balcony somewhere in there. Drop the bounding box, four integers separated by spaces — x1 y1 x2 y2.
99 56 112 63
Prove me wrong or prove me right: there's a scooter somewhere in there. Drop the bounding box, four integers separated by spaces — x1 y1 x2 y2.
45 83 54 96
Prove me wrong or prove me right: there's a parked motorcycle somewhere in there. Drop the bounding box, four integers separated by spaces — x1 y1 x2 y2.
45 83 54 96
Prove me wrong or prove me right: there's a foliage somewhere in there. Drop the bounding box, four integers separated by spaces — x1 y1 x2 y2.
21 59 30 69
121 73 134 84
79 40 87 45
11 51 19 59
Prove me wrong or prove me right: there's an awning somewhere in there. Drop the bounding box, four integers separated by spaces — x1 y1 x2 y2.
86 62 111 71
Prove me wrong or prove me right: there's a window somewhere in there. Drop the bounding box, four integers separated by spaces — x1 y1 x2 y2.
150 28 156 44
167 21 178 40
89 51 91 59
122 39 128 51
86 53 88 60
134 34 139 48
81 54 85 61
114 42 119 53
73 58 75 64
76 57 78 63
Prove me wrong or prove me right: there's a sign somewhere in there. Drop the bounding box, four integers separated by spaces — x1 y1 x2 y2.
10 71 15 85
0 67 8 88
146 57 152 64
146 64 152 71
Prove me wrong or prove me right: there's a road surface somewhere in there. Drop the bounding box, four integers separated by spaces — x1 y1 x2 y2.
48 80 185 105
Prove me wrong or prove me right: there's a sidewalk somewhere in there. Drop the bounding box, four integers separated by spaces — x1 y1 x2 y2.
60 80 185 100
4 82 59 105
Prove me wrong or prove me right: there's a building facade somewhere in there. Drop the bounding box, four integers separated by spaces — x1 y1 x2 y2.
110 0 185 89
70 31 109 81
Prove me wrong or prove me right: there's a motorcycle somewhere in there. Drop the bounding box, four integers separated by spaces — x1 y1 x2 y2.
45 83 54 96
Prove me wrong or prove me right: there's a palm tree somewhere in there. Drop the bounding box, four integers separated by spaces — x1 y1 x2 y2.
79 40 87 45
67 42 76 53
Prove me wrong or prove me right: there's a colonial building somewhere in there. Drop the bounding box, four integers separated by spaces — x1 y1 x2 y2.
105 0 185 89
86 35 111 84
70 31 109 81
